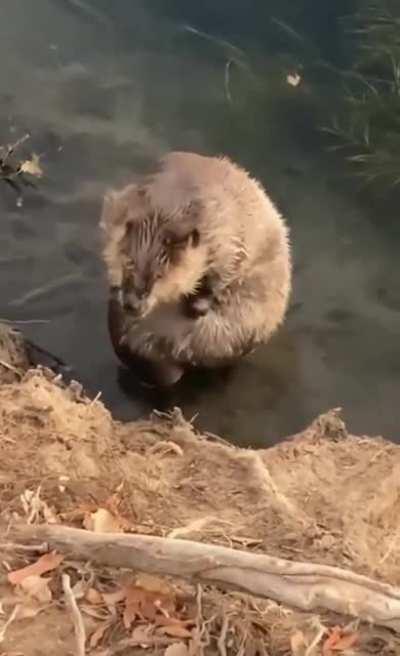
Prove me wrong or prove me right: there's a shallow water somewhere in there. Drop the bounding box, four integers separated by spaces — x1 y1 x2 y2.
0 0 399 446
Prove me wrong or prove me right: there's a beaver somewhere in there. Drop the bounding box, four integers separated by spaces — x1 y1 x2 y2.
100 151 291 386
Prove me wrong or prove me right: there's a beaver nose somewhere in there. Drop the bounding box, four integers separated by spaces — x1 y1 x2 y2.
123 298 141 314
123 288 147 314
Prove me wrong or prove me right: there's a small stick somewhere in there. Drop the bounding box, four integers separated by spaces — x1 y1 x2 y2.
224 59 233 104
0 360 22 377
62 573 86 656
0 604 20 643
217 615 229 656
0 318 51 325
1 133 30 165
0 542 48 554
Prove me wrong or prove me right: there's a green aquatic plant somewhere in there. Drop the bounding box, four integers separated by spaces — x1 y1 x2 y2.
324 0 400 189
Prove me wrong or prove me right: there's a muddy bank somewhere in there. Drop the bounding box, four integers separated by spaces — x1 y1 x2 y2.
0 328 399 654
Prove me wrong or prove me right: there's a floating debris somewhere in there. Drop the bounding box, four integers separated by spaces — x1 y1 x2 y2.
286 72 302 87
19 154 43 178
0 133 43 199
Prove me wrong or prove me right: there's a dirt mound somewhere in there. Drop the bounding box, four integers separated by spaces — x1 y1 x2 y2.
0 365 400 655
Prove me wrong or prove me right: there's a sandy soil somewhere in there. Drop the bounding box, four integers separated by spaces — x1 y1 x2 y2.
0 326 400 655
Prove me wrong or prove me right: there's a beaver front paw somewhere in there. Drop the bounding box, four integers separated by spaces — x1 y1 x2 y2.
183 294 214 319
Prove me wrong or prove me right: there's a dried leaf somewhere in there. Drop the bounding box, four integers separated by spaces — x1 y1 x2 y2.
85 587 104 605
123 582 176 628
287 72 301 87
80 604 109 621
103 494 131 531
8 551 64 585
102 588 126 607
164 644 189 656
131 625 154 645
20 154 43 178
85 508 122 533
136 574 174 596
159 623 193 639
123 586 151 628
89 620 112 648
290 630 306 655
19 575 52 603
331 632 359 651
323 626 359 654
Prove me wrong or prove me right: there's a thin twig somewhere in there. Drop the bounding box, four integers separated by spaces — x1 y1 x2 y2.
0 604 20 643
62 573 86 656
89 391 102 406
217 615 229 656
224 59 233 104
0 542 48 554
305 623 327 656
0 360 22 377
1 133 30 166
0 318 51 325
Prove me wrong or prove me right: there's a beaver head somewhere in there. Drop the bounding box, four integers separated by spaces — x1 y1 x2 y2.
100 184 208 319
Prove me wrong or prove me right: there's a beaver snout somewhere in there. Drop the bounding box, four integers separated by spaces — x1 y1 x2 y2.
122 289 150 317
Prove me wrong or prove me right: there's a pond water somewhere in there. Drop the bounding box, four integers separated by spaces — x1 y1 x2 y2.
0 0 399 446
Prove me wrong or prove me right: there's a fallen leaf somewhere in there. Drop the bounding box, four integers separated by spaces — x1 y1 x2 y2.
20 154 43 178
131 625 154 645
89 620 112 648
102 588 127 606
159 623 193 639
122 581 176 628
123 586 154 628
323 626 358 654
103 494 131 531
80 605 109 621
8 551 64 585
290 630 306 655
85 587 104 605
331 632 359 651
287 72 301 87
85 508 122 533
19 575 52 603
136 574 175 596
164 644 189 656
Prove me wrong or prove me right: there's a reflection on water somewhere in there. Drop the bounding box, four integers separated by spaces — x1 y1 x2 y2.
0 0 399 446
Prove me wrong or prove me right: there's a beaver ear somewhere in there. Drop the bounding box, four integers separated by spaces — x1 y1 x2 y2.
100 189 128 236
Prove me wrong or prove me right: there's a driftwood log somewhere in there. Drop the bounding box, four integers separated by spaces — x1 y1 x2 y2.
8 523 400 632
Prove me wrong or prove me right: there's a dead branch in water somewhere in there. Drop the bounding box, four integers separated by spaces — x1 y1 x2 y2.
8 523 400 633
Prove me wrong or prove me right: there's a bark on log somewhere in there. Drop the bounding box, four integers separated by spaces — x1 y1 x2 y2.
9 523 400 632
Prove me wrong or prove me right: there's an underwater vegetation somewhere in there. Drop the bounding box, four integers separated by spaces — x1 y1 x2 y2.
323 0 400 191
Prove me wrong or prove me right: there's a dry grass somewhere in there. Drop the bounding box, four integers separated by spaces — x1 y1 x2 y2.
1 369 400 653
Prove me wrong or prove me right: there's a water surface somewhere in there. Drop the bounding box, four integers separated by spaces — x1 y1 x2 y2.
0 0 399 446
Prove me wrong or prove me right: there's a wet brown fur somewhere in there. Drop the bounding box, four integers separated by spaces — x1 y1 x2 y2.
100 152 291 382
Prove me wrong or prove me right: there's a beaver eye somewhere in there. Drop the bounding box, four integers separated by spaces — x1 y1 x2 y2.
191 228 200 247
